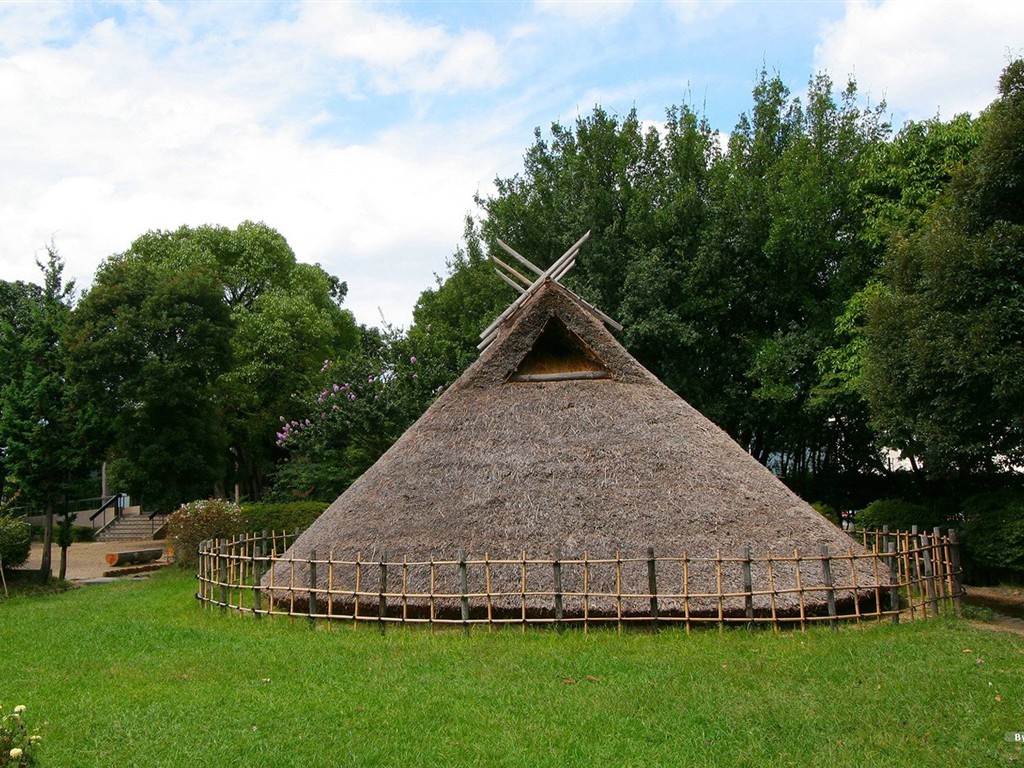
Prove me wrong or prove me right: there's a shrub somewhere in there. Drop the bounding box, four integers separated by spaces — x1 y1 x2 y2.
810 502 840 526
240 501 328 536
961 489 1024 580
0 702 42 766
166 499 244 567
71 526 96 543
855 498 949 532
0 518 31 571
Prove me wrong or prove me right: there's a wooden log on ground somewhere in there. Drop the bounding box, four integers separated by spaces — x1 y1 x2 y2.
105 548 163 567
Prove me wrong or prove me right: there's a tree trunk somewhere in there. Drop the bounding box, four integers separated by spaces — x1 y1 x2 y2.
39 500 53 582
59 544 68 580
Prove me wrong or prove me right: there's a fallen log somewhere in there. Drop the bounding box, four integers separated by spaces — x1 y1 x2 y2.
105 549 163 567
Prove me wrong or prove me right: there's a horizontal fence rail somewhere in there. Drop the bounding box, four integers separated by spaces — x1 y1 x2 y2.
195 528 963 632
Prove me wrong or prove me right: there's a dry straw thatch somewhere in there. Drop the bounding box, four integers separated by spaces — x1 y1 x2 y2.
267 279 880 616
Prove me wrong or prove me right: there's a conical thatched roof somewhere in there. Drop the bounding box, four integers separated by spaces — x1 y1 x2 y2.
268 278 876 616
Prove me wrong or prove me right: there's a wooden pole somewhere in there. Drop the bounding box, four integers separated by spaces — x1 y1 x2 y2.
647 546 659 624
820 546 837 630
886 542 900 623
553 547 564 632
741 547 754 624
492 255 533 287
495 237 544 277
948 529 963 614
682 552 691 635
479 231 591 342
919 533 936 616
793 550 807 632
378 551 388 633
308 549 317 625
252 533 263 617
494 268 526 294
218 539 228 612
459 548 470 632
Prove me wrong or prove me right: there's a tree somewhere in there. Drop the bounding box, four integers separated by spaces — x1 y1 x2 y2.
0 247 88 580
863 60 1024 478
69 254 234 511
272 324 444 501
69 222 359 508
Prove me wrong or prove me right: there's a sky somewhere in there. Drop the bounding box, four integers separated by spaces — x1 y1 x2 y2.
1 1 1022 328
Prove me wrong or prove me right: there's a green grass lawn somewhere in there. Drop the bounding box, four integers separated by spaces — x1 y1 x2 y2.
1 569 1022 767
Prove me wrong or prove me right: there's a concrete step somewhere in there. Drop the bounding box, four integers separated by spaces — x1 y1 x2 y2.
96 515 168 542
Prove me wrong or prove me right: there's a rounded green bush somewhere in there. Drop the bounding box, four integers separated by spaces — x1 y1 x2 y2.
961 489 1024 577
0 516 32 570
856 498 948 531
167 499 244 566
240 501 328 536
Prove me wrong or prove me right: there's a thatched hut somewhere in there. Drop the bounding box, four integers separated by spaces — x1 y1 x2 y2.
267 259 879 618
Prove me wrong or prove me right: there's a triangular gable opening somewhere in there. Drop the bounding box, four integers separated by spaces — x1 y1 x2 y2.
508 315 611 382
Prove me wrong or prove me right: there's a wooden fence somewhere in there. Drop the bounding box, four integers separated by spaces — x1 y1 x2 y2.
195 527 963 631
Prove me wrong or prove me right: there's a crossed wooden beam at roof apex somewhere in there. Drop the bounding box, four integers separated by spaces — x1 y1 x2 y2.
479 231 622 351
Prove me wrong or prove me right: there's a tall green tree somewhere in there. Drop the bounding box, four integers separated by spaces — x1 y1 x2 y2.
863 60 1024 478
70 221 358 508
0 248 88 580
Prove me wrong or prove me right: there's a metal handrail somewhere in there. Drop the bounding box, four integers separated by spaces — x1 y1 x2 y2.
88 494 123 527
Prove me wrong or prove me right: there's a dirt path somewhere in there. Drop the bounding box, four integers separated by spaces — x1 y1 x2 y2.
20 539 169 581
964 584 1024 637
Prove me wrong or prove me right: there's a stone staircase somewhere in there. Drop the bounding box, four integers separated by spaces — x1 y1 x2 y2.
95 512 168 542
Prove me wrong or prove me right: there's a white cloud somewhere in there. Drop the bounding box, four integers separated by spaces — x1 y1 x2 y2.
815 0 1024 121
534 0 636 23
0 2 522 327
280 2 506 96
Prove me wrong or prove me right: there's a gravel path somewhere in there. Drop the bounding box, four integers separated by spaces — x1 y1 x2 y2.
20 539 169 581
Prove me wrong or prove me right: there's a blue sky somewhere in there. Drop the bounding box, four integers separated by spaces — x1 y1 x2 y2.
1 1 1021 327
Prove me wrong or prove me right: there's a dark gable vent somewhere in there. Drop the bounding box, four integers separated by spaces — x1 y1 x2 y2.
508 315 610 382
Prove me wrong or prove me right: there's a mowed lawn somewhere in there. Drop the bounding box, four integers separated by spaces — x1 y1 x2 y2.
1 569 1021 767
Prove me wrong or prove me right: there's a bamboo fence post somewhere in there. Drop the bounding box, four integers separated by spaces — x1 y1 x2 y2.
647 546 659 624
870 548 883 622
583 551 590 633
948 529 963 614
402 555 409 624
484 553 493 629
378 551 388 634
847 547 862 623
520 550 527 631
820 546 837 630
308 549 317 625
615 550 623 633
886 542 900 623
267 539 277 615
354 552 362 629
429 557 436 630
741 546 754 625
793 550 806 632
766 552 778 632
553 548 564 632
920 533 936 616
932 527 949 602
715 550 724 632
218 539 228 612
252 533 263 617
881 525 890 557
327 549 335 624
458 548 469 632
682 552 691 635
910 525 920 583
902 534 916 621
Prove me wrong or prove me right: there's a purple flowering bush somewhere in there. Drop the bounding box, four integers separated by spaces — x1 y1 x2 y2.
269 326 448 501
